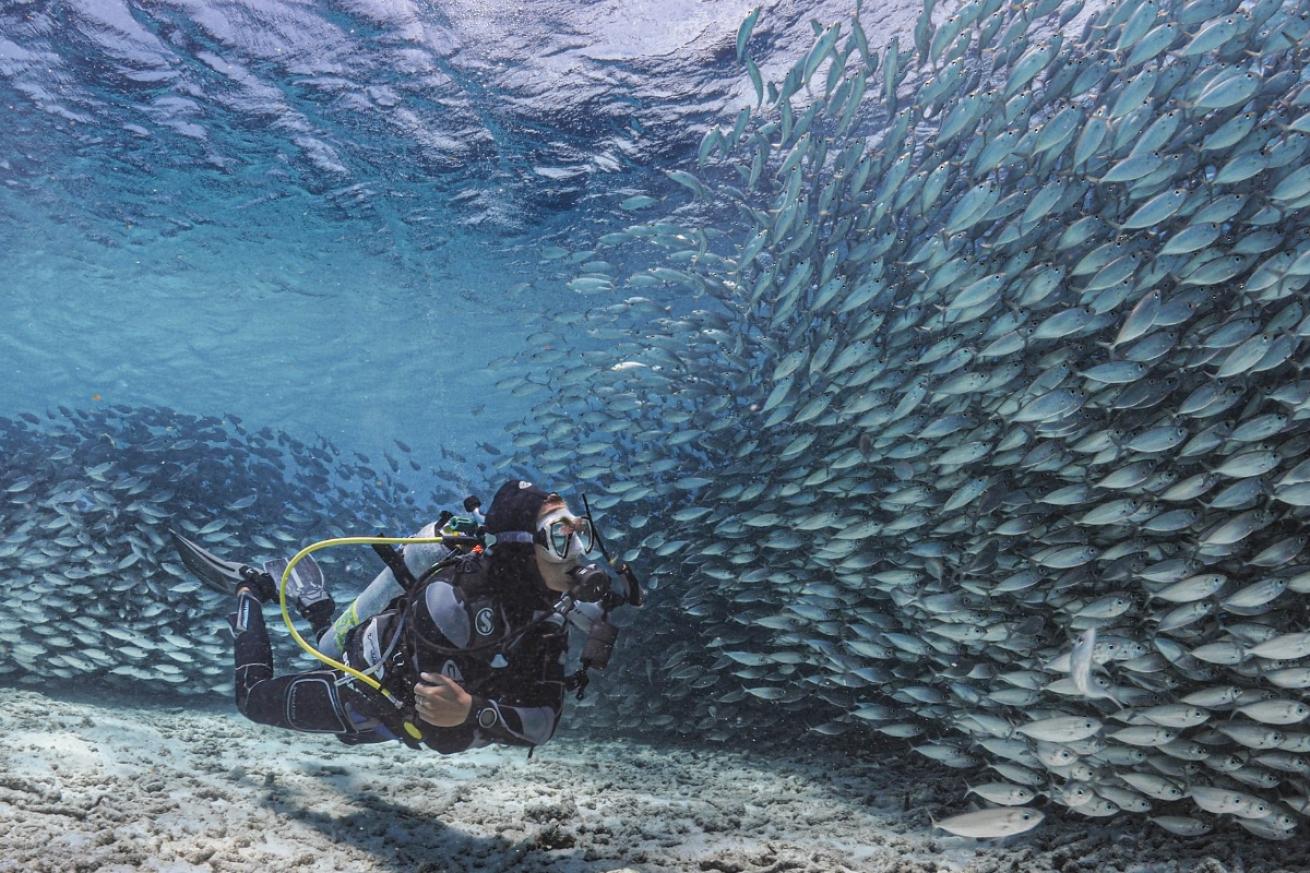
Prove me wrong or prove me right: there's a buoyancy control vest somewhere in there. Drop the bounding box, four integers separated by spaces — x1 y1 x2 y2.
342 550 568 749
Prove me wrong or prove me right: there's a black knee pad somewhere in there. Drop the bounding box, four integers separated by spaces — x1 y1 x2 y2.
283 672 351 733
241 670 352 733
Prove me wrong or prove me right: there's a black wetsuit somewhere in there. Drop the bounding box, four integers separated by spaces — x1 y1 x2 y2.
227 551 568 753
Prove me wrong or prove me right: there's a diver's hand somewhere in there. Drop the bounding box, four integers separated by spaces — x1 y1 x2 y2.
415 672 473 727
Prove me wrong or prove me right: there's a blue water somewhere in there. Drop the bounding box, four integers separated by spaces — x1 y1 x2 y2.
0 0 855 480
15 0 1310 867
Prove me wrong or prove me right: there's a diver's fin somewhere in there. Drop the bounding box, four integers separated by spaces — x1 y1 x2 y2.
170 530 249 595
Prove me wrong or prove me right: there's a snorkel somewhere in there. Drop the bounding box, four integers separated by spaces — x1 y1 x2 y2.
574 493 644 609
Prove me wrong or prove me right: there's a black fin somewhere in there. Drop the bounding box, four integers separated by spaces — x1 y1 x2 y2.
170 530 247 595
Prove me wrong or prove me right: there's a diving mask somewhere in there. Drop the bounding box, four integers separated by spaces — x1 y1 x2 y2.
534 507 595 563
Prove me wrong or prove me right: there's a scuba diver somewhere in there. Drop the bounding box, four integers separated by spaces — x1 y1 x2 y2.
170 479 641 753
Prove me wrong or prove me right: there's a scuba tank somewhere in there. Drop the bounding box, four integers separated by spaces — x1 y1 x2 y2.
318 511 482 660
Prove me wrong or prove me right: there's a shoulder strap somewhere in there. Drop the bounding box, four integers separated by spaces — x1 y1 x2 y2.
439 551 493 599
462 554 494 597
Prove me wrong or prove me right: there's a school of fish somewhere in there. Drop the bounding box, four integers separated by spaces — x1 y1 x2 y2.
494 0 1310 842
0 404 522 697
6 0 1310 846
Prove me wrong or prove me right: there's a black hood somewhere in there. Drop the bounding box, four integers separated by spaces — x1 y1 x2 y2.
485 479 552 536
484 479 557 612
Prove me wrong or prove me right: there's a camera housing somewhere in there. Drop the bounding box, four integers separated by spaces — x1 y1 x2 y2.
566 562 612 603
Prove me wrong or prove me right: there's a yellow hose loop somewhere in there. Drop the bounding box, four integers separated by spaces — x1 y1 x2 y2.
278 536 449 712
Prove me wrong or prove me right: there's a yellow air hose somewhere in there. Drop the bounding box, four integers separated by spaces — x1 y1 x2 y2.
277 535 450 741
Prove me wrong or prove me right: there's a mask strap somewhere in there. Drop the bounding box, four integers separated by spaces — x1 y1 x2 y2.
490 531 534 546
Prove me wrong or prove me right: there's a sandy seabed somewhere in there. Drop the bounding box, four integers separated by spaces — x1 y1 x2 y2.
1 688 1307 873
